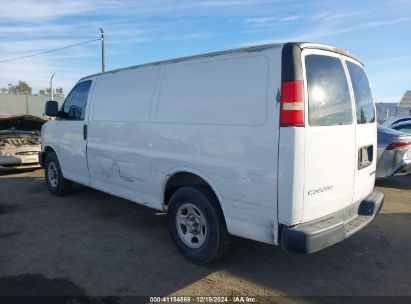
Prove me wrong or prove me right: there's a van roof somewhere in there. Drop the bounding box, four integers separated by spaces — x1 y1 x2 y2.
80 42 362 81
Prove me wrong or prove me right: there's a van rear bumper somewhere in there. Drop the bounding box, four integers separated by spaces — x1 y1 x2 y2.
280 188 384 254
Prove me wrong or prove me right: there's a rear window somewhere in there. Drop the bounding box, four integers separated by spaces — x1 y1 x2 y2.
306 55 353 126
393 124 411 134
346 61 375 124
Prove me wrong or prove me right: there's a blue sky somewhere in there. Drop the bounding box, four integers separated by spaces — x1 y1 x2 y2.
0 0 410 102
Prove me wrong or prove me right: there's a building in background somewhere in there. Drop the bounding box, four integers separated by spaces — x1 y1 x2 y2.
397 91 411 116
374 91 411 122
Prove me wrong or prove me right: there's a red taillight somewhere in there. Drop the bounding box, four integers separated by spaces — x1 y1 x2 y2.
387 142 411 150
280 80 304 126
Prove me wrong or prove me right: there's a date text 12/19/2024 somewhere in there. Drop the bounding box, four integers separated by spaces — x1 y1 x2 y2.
150 296 257 303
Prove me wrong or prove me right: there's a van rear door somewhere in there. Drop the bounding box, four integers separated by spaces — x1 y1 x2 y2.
343 56 377 205
301 49 356 222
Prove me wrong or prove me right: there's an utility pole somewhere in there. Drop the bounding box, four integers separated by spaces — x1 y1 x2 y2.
100 28 105 72
50 72 55 100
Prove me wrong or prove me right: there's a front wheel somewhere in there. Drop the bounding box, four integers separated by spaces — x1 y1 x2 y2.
168 186 230 264
44 152 73 196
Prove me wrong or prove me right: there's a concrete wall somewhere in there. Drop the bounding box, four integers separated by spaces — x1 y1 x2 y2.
0 94 64 118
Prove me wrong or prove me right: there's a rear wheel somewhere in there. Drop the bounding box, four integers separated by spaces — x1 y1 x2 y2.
168 186 230 264
44 152 73 196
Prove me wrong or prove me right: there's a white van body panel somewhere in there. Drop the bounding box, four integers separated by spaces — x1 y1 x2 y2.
86 67 161 207
277 127 305 226
82 47 283 245
40 43 382 253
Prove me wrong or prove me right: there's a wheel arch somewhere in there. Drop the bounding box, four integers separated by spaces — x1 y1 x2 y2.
162 168 227 219
43 145 56 154
39 145 58 167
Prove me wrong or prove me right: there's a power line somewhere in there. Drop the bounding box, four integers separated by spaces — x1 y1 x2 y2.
0 38 100 64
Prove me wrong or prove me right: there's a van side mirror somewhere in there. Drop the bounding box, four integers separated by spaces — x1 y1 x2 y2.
45 100 59 117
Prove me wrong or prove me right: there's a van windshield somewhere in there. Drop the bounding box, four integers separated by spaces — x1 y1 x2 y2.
346 61 375 124
305 55 353 126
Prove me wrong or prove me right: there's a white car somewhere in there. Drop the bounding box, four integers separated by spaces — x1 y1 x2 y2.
0 114 45 169
40 42 384 264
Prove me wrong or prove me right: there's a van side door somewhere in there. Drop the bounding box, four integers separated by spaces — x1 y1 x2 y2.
57 80 93 185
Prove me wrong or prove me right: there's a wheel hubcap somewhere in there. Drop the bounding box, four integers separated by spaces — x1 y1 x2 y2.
176 203 207 249
48 162 58 187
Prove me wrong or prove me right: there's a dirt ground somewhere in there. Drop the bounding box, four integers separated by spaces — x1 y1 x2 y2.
0 168 410 301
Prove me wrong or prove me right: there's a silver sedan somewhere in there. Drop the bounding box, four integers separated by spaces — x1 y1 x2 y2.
377 122 411 178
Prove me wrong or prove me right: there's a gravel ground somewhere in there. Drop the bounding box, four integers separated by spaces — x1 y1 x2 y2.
0 169 410 302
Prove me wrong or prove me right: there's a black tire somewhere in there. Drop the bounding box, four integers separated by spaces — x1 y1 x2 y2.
168 186 231 264
44 152 73 196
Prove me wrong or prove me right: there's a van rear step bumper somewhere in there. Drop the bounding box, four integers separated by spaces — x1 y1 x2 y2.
280 188 384 254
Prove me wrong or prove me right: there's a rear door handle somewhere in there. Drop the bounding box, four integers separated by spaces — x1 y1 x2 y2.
358 145 373 170
83 124 87 140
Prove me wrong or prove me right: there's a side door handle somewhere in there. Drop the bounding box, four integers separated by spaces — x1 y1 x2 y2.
83 124 87 140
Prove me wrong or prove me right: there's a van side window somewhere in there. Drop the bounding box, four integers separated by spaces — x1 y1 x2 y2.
306 55 353 126
62 80 92 120
346 61 375 124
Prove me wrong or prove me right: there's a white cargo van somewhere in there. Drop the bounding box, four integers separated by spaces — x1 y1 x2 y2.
40 42 384 264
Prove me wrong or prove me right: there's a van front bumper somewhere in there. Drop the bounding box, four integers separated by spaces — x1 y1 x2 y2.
280 188 384 254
